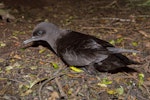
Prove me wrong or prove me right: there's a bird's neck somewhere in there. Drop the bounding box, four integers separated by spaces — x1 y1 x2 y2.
48 29 69 54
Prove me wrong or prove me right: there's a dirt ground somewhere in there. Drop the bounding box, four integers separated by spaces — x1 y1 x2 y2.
0 0 150 100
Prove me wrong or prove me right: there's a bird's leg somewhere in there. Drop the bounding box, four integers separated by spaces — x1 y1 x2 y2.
83 63 98 75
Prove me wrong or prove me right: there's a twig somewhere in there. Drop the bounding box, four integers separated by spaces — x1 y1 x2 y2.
0 95 18 100
101 17 134 22
70 86 81 99
55 77 67 98
38 73 66 100
74 86 81 96
137 15 150 18
138 30 150 38
81 26 124 30
8 78 27 86
124 82 135 100
105 0 119 8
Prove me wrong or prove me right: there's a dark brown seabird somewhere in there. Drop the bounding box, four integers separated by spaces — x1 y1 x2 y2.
24 22 140 74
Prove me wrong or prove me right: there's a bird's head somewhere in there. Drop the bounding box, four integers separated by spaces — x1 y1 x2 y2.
23 22 65 52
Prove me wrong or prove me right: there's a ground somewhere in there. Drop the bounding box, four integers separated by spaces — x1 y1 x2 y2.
0 0 150 100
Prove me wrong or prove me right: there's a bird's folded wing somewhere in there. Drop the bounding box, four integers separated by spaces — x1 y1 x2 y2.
61 39 110 66
62 50 108 66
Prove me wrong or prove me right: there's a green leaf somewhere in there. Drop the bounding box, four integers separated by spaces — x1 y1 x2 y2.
20 48 25 51
116 86 124 95
138 73 144 86
101 78 112 85
138 0 150 6
116 38 124 44
51 63 59 69
109 40 115 45
98 78 112 87
132 41 138 46
107 86 124 95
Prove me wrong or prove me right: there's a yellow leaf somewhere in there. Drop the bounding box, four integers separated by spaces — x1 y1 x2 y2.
107 89 116 95
0 42 6 47
39 48 46 53
70 66 84 72
30 66 38 70
0 78 7 80
5 66 13 71
97 83 107 87
68 88 73 95
132 52 137 56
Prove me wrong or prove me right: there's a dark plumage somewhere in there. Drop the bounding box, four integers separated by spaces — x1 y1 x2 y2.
24 22 140 74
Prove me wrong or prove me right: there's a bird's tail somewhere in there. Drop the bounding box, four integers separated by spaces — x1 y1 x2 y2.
107 47 140 54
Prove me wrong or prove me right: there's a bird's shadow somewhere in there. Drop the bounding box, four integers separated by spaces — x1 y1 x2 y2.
22 40 56 54
100 67 138 74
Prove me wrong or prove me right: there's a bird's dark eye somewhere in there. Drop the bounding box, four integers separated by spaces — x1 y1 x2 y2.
37 30 44 35
33 30 45 36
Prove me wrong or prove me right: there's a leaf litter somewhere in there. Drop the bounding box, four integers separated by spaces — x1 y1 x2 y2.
0 0 150 100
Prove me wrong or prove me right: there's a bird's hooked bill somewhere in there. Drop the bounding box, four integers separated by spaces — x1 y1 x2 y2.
23 37 41 44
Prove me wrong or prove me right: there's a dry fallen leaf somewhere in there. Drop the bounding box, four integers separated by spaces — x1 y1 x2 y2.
147 77 150 81
14 54 21 59
0 58 5 63
48 91 60 100
20 89 33 96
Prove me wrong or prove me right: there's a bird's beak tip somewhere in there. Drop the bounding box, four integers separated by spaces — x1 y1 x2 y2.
23 36 42 45
23 40 28 44
23 38 33 44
